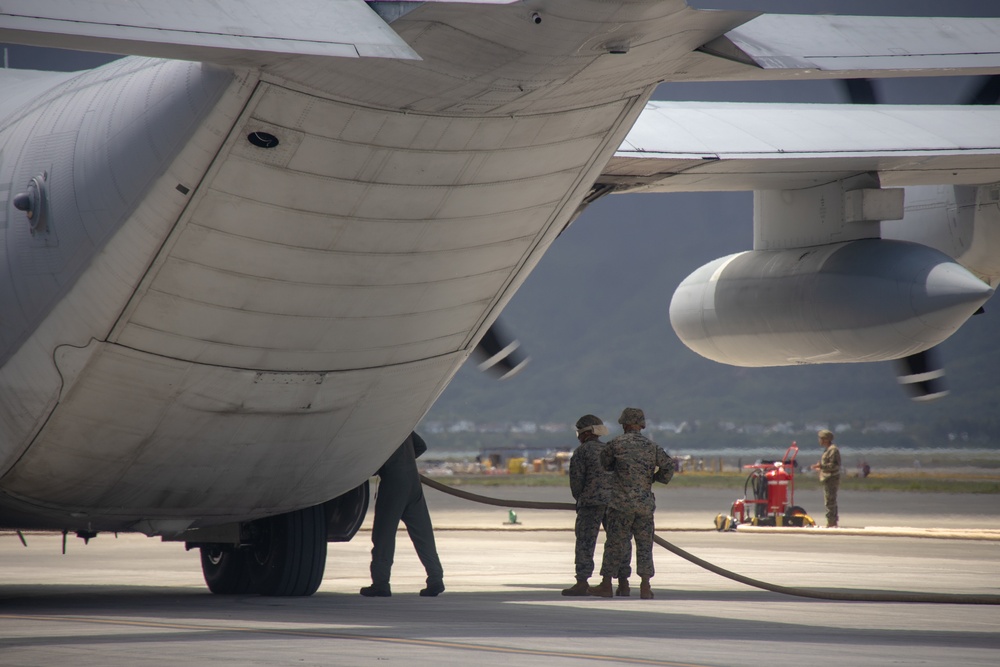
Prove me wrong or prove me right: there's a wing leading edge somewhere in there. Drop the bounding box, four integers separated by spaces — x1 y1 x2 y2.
602 102 1000 193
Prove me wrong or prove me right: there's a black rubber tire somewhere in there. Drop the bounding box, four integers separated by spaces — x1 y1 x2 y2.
784 505 810 527
246 505 328 597
200 547 256 594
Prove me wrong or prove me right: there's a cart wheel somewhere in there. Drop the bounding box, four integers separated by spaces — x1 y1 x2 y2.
715 514 738 531
784 506 813 527
785 505 807 518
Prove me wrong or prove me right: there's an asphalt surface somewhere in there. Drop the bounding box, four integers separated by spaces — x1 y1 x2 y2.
1 485 998 666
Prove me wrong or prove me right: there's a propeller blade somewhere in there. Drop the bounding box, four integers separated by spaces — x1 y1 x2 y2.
896 349 948 402
964 75 1000 105
475 321 529 380
843 78 879 104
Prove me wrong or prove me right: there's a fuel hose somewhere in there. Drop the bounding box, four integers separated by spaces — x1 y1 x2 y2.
420 475 1000 605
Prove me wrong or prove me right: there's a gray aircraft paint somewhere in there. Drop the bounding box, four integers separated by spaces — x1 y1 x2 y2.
670 239 993 367
0 59 233 365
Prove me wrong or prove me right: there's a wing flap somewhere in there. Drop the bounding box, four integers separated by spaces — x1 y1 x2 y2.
603 102 1000 192
703 15 1000 72
0 0 420 64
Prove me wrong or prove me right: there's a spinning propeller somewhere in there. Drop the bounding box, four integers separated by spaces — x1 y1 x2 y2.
841 76 999 401
474 320 530 380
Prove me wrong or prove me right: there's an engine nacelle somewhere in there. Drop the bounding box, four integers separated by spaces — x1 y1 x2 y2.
669 239 993 367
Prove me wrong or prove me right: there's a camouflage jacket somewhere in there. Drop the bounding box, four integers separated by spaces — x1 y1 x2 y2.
601 431 674 515
569 436 611 507
818 444 841 481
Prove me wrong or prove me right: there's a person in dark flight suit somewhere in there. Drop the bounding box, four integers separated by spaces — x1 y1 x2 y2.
360 432 445 597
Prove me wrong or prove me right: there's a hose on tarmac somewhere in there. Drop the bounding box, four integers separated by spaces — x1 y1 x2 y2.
420 475 1000 605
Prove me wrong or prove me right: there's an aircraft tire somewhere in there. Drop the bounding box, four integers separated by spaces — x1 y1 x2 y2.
246 505 328 596
200 547 256 594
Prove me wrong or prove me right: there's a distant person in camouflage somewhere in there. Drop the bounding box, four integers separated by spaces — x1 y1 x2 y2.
590 407 673 600
561 415 633 597
810 429 841 528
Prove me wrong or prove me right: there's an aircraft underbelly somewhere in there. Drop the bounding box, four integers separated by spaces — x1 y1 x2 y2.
1 74 645 528
2 342 460 526
112 82 631 371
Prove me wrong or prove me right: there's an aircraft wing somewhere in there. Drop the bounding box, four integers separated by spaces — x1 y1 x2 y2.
601 102 1000 193
3 5 1000 78
0 0 421 63
702 14 1000 73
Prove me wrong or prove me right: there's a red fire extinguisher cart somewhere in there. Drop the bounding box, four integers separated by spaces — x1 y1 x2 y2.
717 443 814 529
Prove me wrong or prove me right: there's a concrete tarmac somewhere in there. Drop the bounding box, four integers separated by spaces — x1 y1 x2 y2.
2 485 998 666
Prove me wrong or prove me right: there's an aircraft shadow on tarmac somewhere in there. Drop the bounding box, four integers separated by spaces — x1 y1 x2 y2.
1 586 997 654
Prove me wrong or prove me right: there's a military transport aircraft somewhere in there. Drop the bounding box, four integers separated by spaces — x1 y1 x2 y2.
1 1 999 595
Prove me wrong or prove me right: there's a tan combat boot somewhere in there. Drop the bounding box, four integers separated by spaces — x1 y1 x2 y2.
561 579 590 596
588 576 613 598
615 578 631 597
640 577 654 600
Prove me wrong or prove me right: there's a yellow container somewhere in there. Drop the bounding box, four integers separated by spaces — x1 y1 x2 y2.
507 457 527 474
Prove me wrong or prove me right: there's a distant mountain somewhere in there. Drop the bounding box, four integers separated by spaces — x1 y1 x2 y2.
426 192 1000 444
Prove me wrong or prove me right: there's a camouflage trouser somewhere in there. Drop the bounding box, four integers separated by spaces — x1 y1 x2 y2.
575 505 631 580
600 508 654 579
823 476 840 527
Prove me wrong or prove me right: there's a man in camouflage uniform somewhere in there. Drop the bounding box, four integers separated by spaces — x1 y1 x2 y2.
590 407 673 600
561 415 633 597
810 429 841 528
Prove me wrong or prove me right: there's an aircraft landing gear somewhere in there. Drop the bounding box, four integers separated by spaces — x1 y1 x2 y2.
196 482 368 596
245 504 327 596
199 504 327 596
200 546 254 594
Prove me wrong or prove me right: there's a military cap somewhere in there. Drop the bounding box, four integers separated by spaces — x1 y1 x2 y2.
618 407 645 426
575 414 604 430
